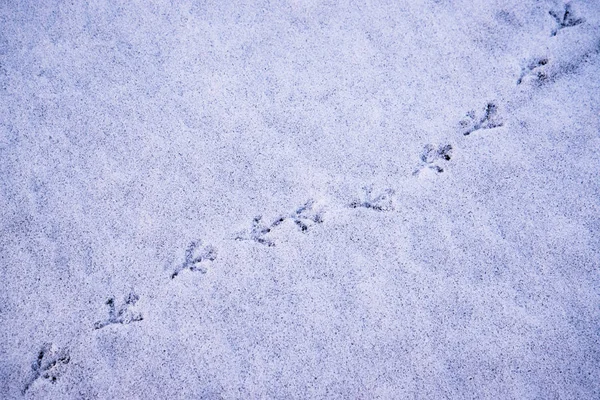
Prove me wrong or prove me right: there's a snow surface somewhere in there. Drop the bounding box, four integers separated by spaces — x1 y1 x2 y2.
1 0 599 398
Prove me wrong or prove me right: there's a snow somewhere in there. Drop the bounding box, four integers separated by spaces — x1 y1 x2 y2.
1 0 599 398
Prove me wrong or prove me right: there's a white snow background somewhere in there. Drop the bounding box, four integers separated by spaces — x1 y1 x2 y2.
1 0 599 398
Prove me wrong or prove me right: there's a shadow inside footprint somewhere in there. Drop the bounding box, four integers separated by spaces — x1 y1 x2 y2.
171 240 217 279
414 144 453 175
349 186 395 211
22 344 70 394
94 291 143 329
460 102 503 136
550 4 584 36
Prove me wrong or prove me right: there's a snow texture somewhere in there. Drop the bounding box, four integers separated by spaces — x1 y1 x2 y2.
1 0 600 399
